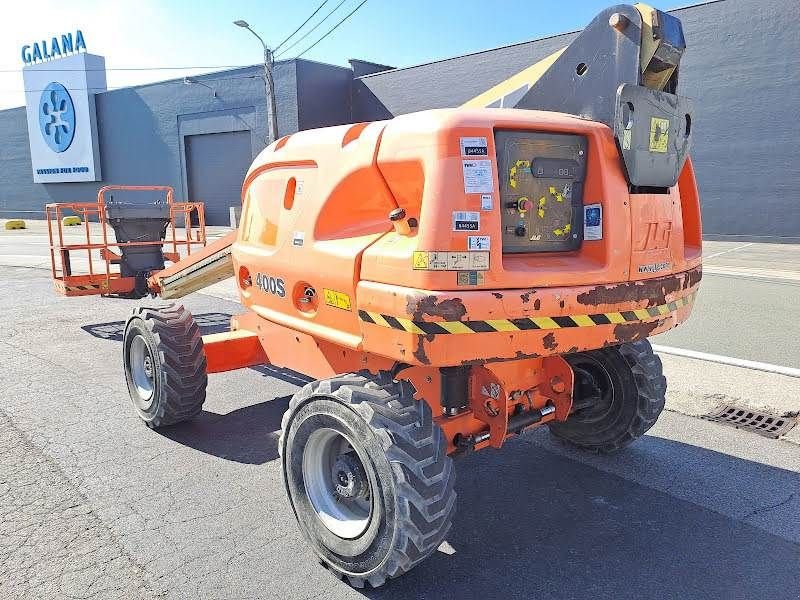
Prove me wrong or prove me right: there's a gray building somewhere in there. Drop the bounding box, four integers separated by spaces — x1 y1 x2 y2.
1 0 798 239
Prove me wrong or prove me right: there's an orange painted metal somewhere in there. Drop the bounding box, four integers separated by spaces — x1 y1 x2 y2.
155 108 703 454
204 328 268 374
46 185 206 297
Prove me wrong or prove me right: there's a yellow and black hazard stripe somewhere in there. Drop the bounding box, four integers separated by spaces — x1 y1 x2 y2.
64 284 104 292
359 292 695 335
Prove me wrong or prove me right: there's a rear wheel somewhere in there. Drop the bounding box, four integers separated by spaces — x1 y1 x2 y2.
549 339 666 453
123 303 207 428
280 371 456 588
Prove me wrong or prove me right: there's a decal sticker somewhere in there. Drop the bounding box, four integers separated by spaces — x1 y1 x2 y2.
452 211 480 231
457 271 485 286
509 159 530 189
296 180 304 195
468 235 490 250
448 252 470 270
412 251 490 271
638 261 671 274
255 273 286 297
323 288 352 311
584 204 602 241
649 117 670 153
480 194 494 210
292 231 305 246
462 160 494 194
460 136 488 156
412 251 429 270
468 251 489 270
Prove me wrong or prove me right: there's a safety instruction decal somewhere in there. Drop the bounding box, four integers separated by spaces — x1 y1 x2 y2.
468 235 490 250
292 231 305 246
480 194 493 210
452 211 480 231
649 117 670 153
323 289 352 311
412 251 490 271
584 204 602 240
460 136 488 156
462 160 494 194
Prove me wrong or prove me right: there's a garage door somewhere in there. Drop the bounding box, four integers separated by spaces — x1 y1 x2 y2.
185 130 252 226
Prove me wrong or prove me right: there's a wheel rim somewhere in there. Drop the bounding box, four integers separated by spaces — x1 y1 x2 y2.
129 335 155 409
302 428 373 539
569 355 616 423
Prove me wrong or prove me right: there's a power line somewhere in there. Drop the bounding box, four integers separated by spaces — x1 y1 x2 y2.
275 0 349 57
294 0 370 59
274 0 330 52
0 65 253 73
2 74 263 94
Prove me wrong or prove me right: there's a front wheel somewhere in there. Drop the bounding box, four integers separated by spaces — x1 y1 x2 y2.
279 372 456 588
549 339 666 453
122 303 207 428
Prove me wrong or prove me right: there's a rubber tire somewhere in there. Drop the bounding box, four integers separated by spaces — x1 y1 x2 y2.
549 340 666 453
279 371 456 588
123 303 207 428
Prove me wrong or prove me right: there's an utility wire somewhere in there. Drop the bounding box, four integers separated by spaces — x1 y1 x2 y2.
273 0 330 52
0 65 251 73
3 74 263 94
275 0 349 57
294 0 370 59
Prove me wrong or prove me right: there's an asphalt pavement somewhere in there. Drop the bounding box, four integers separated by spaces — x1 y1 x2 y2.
1 265 798 599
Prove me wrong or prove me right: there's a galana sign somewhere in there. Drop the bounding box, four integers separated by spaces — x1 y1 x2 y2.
21 31 87 64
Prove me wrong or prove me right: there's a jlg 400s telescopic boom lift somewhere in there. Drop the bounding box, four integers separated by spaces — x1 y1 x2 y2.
61 3 703 588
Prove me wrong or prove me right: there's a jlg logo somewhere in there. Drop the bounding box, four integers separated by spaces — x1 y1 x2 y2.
637 221 672 251
255 273 286 298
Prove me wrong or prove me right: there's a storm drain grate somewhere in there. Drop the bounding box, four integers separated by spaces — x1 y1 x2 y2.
702 405 797 439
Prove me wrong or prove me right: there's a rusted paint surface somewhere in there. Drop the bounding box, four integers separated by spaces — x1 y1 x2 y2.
576 266 701 308
542 332 558 350
533 298 541 311
612 319 662 343
412 333 434 364
407 295 467 321
491 292 503 299
461 349 543 366
520 289 536 304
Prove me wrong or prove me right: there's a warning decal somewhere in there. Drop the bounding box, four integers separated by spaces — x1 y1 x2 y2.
323 289 352 311
649 117 670 153
412 251 490 271
462 160 494 194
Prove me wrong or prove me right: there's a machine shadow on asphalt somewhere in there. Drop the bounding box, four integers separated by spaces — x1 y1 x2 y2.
355 435 798 599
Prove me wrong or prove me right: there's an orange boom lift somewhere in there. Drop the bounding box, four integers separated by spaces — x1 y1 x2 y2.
63 4 703 587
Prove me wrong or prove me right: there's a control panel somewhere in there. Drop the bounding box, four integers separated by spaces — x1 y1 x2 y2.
495 131 587 253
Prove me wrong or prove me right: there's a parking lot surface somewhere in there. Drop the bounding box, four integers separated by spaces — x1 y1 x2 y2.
1 265 798 599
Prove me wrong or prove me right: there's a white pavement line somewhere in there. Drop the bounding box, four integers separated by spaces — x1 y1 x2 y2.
702 266 800 283
703 242 754 260
652 344 800 379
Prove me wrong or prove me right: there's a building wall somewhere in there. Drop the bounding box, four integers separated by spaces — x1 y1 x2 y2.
354 0 800 240
0 63 290 218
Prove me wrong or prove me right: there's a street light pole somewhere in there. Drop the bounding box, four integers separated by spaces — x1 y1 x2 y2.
234 20 279 144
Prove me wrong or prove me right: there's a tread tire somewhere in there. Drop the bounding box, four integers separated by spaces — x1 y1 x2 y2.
279 371 456 588
123 303 207 428
549 339 666 453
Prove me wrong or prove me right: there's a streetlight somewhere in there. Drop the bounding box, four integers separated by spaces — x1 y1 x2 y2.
234 19 279 144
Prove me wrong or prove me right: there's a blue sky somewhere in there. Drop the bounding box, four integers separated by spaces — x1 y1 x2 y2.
3 0 677 109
